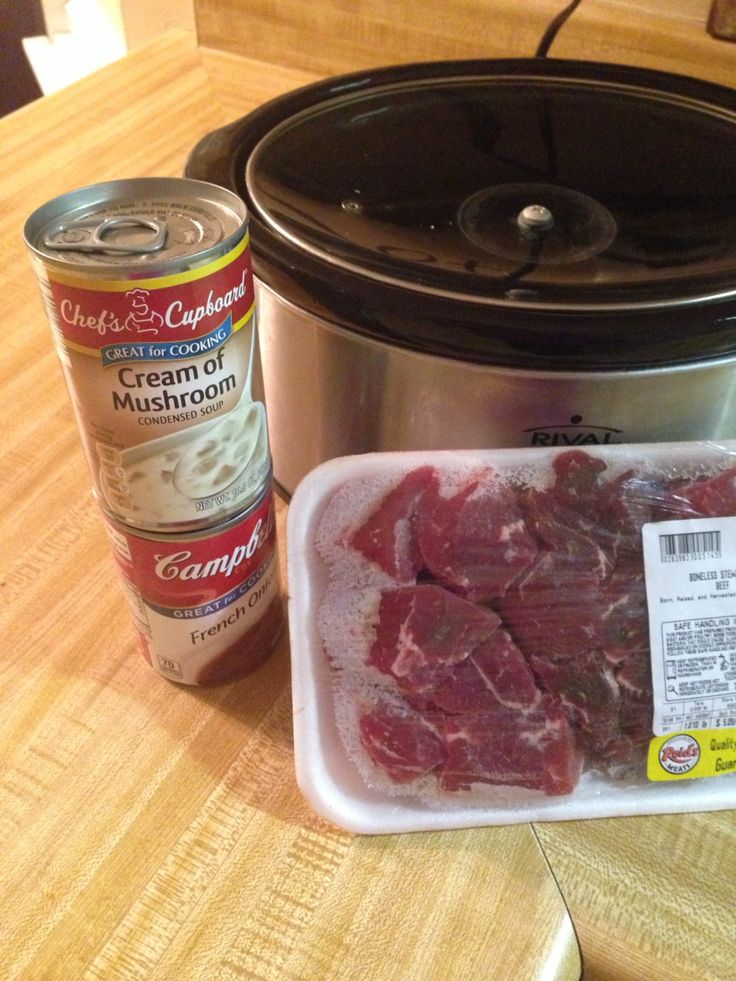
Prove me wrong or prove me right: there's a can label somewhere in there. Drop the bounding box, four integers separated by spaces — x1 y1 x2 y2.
33 232 270 530
103 486 282 685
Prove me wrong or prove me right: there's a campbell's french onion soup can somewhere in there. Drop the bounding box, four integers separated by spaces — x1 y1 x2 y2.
100 479 283 686
24 178 270 531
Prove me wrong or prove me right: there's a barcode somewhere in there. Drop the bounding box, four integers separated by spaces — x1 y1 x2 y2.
659 530 721 561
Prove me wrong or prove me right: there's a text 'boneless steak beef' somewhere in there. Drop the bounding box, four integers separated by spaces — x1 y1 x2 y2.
313 448 736 802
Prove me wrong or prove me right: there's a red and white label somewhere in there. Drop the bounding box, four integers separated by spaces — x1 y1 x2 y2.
33 236 270 530
48 243 254 349
104 488 282 685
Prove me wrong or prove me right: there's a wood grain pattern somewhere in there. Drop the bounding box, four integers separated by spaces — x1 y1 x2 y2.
0 31 580 980
536 811 736 981
195 0 736 85
4 23 735 980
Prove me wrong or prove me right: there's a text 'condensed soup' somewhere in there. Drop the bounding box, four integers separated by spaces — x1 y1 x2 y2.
24 178 270 531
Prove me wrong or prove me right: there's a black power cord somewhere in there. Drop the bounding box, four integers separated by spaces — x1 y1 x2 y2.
536 0 585 57
502 0 588 286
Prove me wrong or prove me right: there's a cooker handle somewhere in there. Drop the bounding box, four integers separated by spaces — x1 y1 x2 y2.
185 119 247 191
184 72 365 191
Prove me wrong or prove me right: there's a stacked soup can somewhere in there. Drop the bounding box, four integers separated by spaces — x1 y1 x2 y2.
24 178 284 685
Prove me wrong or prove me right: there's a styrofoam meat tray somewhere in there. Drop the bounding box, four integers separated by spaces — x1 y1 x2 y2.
287 445 736 833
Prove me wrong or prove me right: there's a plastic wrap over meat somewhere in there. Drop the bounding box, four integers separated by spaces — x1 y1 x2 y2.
305 445 736 808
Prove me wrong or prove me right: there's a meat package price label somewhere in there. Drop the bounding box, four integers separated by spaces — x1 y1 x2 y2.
642 516 736 772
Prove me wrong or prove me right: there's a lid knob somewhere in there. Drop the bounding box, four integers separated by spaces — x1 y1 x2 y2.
517 204 555 234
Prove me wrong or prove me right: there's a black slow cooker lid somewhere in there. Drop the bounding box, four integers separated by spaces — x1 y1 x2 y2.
186 59 736 368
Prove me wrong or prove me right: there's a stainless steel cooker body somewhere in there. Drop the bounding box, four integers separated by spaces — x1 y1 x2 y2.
186 58 736 495
257 282 736 495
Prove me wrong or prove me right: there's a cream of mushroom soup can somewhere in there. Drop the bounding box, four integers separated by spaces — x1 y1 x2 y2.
24 178 270 531
100 479 283 686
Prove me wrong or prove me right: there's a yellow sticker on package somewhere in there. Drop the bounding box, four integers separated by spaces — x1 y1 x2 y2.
647 728 736 781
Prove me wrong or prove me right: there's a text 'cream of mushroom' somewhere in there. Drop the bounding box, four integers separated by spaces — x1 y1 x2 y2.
24 178 271 532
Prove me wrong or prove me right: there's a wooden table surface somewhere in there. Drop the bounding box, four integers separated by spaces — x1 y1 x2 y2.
1 27 734 981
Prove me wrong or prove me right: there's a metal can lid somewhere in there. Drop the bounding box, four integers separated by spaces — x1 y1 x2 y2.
24 177 247 274
95 465 275 544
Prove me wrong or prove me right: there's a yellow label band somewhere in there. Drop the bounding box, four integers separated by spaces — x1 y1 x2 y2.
46 231 250 291
647 729 736 781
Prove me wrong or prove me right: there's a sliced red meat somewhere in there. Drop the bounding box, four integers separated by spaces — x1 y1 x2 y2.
359 702 447 783
422 629 541 714
596 470 663 559
597 686 652 770
521 484 610 570
549 449 607 519
496 550 611 662
440 696 582 796
618 695 653 745
616 650 653 702
533 448 637 560
368 584 501 693
415 473 538 601
665 467 736 518
325 448 687 795
599 562 649 663
349 466 436 580
510 460 618 664
530 649 621 761
591 731 649 769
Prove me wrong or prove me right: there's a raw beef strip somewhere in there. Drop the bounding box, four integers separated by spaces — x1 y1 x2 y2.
615 656 654 767
596 664 653 770
530 649 621 762
359 701 447 783
519 450 621 568
421 629 541 715
415 473 538 601
666 467 736 518
616 650 653 706
596 470 663 559
368 584 501 694
520 484 609 570
548 449 608 519
440 696 582 796
349 466 436 580
618 693 653 748
598 562 649 663
496 549 611 662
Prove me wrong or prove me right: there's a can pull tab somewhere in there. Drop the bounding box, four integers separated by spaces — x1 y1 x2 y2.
43 216 167 254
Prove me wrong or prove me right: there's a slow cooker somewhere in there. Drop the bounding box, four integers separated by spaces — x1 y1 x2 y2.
186 58 736 495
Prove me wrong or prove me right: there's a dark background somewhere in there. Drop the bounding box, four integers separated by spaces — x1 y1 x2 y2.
1 0 45 117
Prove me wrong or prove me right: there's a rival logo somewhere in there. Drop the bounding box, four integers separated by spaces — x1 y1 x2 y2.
524 415 623 446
